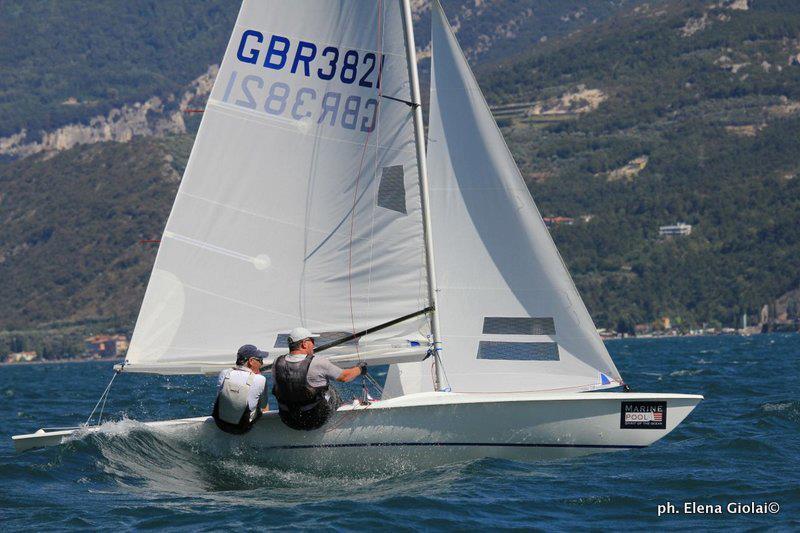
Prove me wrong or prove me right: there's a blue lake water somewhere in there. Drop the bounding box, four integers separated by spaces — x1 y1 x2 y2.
1 333 798 530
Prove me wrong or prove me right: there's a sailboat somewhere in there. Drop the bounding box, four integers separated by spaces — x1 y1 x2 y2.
13 0 701 467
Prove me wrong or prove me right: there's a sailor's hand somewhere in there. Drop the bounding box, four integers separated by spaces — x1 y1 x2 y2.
358 362 368 376
261 407 270 414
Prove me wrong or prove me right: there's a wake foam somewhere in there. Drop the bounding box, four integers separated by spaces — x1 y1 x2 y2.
47 416 432 499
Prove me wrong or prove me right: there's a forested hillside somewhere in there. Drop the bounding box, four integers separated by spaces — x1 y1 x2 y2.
0 0 631 143
481 0 800 330
1 0 799 356
0 0 237 138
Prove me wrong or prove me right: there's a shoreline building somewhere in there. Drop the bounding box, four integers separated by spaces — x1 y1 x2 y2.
84 334 129 358
5 351 39 363
659 222 692 237
543 216 575 228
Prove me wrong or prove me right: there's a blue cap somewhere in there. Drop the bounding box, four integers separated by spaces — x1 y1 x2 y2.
236 344 267 365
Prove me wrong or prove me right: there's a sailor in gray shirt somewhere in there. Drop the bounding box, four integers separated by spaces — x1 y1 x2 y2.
271 327 366 430
282 352 342 387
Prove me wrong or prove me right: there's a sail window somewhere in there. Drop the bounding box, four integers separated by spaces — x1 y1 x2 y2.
482 317 556 336
477 341 560 361
274 331 358 348
377 165 407 214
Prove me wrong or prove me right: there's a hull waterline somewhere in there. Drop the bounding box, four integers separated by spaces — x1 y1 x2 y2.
12 391 702 470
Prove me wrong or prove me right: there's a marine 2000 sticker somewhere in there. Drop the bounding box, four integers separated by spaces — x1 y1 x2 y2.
620 401 667 429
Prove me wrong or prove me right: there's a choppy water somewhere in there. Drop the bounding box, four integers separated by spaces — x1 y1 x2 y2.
2 334 798 530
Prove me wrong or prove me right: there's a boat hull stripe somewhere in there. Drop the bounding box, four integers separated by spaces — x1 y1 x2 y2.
260 442 646 450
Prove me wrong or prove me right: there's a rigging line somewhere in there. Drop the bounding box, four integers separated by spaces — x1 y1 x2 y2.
428 345 451 390
323 387 364 433
84 365 123 426
380 94 419 108
361 378 371 404
324 404 359 433
432 344 452 390
364 372 384 396
440 358 452 390
346 0 385 362
324 378 380 434
98 386 111 425
362 0 389 361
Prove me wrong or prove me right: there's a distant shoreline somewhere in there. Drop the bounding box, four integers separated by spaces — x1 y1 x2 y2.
2 330 796 367
0 357 122 368
602 330 797 341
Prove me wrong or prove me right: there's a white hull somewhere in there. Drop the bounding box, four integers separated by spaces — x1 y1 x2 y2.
13 391 701 470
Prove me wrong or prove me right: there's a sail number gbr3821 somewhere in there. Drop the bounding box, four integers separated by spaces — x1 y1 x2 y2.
219 30 387 133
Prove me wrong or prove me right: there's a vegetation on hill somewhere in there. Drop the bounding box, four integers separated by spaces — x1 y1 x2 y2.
414 0 648 62
2 0 800 356
0 136 187 330
0 0 640 142
480 0 800 330
0 0 236 138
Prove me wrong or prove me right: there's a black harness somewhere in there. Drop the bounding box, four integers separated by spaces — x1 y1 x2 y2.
272 354 337 431
272 354 328 412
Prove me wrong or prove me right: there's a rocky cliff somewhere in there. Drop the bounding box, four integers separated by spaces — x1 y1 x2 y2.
0 66 217 159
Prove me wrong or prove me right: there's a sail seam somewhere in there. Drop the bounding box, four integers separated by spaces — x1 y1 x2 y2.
205 101 417 153
177 190 381 242
176 282 299 318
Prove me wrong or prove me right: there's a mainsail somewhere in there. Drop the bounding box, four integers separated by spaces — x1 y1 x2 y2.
125 0 431 374
398 1 623 393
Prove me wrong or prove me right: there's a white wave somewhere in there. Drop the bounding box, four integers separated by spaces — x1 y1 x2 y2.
669 369 703 377
61 416 147 444
761 402 795 412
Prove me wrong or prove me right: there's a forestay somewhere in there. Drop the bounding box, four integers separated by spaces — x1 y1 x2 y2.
125 0 430 374
419 1 622 393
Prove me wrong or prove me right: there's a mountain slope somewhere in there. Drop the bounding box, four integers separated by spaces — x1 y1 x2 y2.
0 0 642 149
481 0 800 329
1 0 799 355
0 0 237 139
0 137 188 330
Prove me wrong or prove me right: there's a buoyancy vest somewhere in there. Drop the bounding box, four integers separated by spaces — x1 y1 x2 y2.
272 354 328 413
212 367 258 434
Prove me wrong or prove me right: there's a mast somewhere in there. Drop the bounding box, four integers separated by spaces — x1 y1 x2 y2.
400 0 445 391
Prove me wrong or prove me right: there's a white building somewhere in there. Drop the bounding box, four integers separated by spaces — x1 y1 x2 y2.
659 222 692 237
6 351 38 363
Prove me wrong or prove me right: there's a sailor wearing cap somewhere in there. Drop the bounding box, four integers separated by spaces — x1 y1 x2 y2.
272 327 367 431
212 344 269 434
